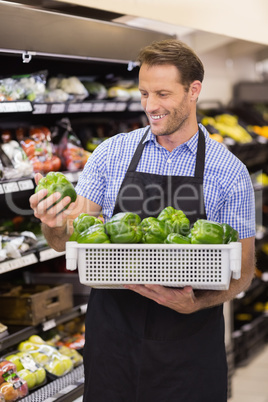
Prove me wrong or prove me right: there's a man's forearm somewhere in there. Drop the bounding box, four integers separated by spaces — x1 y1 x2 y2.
42 223 70 252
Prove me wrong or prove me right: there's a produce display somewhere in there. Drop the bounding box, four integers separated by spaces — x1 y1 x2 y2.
69 207 239 245
17 335 74 378
0 360 28 401
201 114 253 143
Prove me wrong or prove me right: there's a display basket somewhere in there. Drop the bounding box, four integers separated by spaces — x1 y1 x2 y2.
65 241 241 290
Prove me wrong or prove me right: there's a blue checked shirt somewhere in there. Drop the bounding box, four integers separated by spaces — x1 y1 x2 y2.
76 123 255 239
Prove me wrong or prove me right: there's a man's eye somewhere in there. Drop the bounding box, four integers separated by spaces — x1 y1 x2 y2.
140 92 148 97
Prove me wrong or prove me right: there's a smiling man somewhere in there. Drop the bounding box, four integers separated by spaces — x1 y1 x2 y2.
30 39 255 402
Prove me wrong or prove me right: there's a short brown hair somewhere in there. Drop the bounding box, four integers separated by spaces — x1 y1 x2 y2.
137 39 204 90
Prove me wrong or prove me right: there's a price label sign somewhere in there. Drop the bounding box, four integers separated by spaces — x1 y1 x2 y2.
42 319 56 331
0 102 17 113
68 103 82 113
0 254 38 274
92 102 104 112
115 102 127 112
3 182 19 193
50 103 65 114
18 179 34 191
40 248 65 262
33 103 48 114
16 101 33 112
81 102 93 112
128 102 143 112
104 102 116 112
80 304 88 314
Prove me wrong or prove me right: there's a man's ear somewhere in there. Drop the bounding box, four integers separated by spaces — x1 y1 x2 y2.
190 80 202 101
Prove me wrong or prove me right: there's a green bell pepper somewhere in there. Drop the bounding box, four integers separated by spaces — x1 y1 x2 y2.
77 224 111 244
222 223 239 244
35 172 77 205
164 233 191 244
190 219 224 244
140 217 170 244
157 206 190 236
104 212 142 243
69 214 103 241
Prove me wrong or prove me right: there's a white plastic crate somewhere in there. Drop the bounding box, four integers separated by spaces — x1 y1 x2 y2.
65 241 242 290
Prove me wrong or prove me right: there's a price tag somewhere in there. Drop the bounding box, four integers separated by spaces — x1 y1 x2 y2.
80 304 87 314
115 102 127 112
60 385 77 394
3 182 19 193
0 254 38 274
40 248 65 262
128 102 143 112
42 319 56 331
92 102 104 112
16 101 33 112
104 102 116 112
18 179 34 191
68 103 82 113
50 103 65 114
0 185 4 194
81 102 93 112
33 103 48 114
0 102 18 113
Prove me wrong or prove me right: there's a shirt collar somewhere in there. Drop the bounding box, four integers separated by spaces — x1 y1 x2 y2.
143 123 208 155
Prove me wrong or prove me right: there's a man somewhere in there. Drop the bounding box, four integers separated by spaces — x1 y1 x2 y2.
30 39 255 401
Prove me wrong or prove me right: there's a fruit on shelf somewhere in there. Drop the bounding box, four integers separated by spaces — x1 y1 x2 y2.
4 355 23 372
17 369 36 389
30 352 50 366
18 341 39 353
28 335 45 345
45 355 73 377
0 360 16 384
34 367 46 385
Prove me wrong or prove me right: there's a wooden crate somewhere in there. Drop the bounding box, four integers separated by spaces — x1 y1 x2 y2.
0 284 73 325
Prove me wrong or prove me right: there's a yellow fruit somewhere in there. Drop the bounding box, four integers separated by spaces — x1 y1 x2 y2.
18 341 38 352
35 367 46 385
5 355 24 371
28 335 45 345
18 368 36 389
31 352 50 365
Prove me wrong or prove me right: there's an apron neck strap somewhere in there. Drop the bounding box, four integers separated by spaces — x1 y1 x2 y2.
127 126 206 178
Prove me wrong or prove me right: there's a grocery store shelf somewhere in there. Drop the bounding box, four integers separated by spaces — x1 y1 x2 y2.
0 100 144 115
0 303 87 352
20 364 84 402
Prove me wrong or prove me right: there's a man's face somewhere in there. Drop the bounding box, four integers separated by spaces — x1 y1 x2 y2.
138 64 193 137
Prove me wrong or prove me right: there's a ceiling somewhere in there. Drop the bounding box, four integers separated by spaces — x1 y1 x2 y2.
1 0 268 62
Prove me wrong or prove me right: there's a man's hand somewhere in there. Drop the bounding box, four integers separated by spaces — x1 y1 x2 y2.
124 284 197 314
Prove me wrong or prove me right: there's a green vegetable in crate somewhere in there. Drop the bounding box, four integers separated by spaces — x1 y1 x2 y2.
77 224 111 244
222 223 239 244
190 219 224 244
69 213 103 241
164 233 191 244
157 206 190 236
140 217 170 244
104 212 142 243
35 172 77 205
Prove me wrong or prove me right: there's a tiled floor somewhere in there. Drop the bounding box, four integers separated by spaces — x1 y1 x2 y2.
229 343 268 402
73 344 268 402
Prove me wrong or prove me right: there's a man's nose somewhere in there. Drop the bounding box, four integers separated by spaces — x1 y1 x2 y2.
144 95 159 113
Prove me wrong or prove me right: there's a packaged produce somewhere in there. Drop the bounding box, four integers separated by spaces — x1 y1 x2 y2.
47 76 88 102
0 71 47 102
17 337 73 378
20 126 61 173
105 212 142 243
52 118 91 171
35 171 77 205
0 359 28 401
0 130 33 180
81 81 107 100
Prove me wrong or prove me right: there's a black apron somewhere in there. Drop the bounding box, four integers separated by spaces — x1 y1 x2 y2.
83 128 227 402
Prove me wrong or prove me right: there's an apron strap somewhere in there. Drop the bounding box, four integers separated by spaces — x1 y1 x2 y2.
127 126 206 179
194 127 206 179
127 128 150 173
